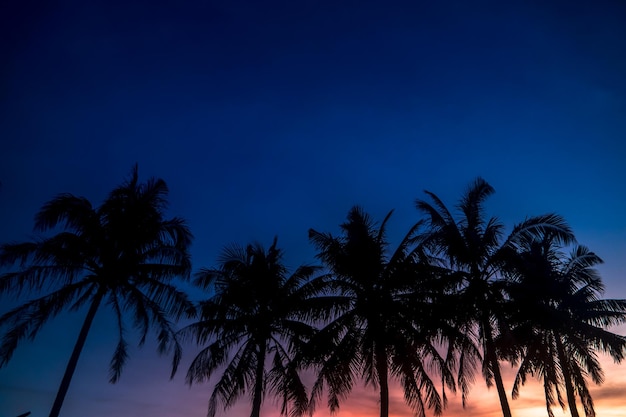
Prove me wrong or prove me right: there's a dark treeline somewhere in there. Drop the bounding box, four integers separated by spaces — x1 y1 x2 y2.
1 167 625 417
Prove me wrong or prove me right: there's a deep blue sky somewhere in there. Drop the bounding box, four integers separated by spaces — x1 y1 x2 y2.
1 1 626 416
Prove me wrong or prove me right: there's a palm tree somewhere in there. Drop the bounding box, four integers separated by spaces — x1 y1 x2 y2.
415 178 575 417
507 235 626 417
0 165 193 417
180 237 329 417
307 206 459 417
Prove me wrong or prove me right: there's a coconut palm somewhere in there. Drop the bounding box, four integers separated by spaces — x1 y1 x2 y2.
0 166 193 417
507 236 626 417
415 178 575 417
307 206 459 417
181 238 330 417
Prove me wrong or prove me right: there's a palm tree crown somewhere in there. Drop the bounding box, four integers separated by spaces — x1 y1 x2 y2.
507 235 626 417
415 178 575 417
307 206 457 417
181 237 327 417
0 165 193 417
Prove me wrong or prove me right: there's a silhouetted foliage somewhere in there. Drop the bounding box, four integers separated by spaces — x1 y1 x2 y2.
180 238 331 417
506 234 626 417
307 206 460 417
415 178 576 417
0 165 193 417
2 174 625 417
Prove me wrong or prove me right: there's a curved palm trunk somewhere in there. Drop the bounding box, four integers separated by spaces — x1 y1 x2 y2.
376 348 389 417
555 337 580 417
489 350 512 417
49 289 104 417
484 324 512 417
251 342 267 417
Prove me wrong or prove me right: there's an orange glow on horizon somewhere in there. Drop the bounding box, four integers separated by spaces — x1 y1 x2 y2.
293 353 626 417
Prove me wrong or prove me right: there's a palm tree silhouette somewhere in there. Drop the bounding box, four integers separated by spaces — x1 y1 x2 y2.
307 206 457 417
507 235 626 417
181 237 327 417
0 165 193 417
415 178 574 417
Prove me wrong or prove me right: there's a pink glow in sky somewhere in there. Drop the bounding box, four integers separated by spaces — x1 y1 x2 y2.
2 329 625 417
2 1 626 416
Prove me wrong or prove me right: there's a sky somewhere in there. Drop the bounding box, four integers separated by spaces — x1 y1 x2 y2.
1 0 626 416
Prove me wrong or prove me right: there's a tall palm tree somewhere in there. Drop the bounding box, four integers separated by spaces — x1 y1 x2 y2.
415 178 575 417
507 236 626 417
307 206 459 417
181 238 329 417
0 166 193 417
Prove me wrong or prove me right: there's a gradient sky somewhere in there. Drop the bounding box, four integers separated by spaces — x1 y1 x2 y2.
1 1 626 416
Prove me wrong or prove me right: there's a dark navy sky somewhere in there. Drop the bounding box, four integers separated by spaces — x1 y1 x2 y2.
1 1 626 416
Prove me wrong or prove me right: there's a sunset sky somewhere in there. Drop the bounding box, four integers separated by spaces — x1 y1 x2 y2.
1 1 626 416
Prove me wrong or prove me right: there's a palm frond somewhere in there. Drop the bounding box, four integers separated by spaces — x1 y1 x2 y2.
0 281 90 366
504 214 575 252
109 293 129 383
33 194 95 233
458 177 494 232
416 190 455 228
206 341 257 417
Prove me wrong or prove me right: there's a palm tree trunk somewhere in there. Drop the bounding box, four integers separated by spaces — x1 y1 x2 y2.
555 337 580 417
376 348 389 417
490 352 512 417
49 289 104 417
251 341 267 417
484 326 512 417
